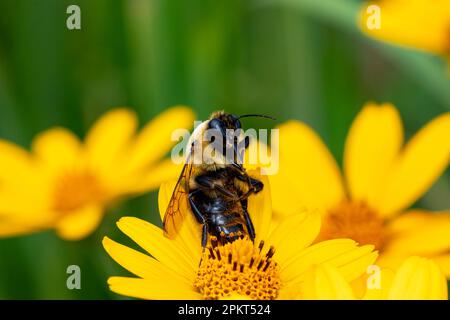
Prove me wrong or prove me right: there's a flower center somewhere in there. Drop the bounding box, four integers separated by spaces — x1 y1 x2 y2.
317 200 385 250
52 169 105 213
194 237 281 300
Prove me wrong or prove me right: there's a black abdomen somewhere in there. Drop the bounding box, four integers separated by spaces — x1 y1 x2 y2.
192 191 246 243
209 211 245 242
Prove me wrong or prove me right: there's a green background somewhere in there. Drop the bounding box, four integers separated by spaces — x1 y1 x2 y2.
0 0 449 299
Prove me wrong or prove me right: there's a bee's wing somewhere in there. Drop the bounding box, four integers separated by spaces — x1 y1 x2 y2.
162 153 195 239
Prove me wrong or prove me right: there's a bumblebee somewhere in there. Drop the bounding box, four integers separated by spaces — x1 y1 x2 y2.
163 111 273 247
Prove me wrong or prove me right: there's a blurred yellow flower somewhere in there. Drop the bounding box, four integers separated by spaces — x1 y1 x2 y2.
363 256 448 300
103 175 377 300
0 106 195 240
359 0 450 64
315 256 448 300
270 103 450 276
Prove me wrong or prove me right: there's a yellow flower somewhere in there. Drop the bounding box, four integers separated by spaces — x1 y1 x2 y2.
0 106 195 240
311 256 448 300
270 103 450 276
103 174 378 300
363 256 448 300
359 0 450 63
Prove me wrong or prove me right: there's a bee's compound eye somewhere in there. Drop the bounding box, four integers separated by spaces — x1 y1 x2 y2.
208 118 225 131
227 114 241 129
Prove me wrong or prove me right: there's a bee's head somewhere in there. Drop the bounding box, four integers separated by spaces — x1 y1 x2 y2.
208 111 241 132
203 111 274 164
205 112 242 164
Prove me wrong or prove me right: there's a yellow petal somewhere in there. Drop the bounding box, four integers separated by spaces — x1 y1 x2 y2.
359 0 450 54
247 171 272 243
243 139 274 173
56 204 103 240
376 251 408 272
86 108 137 171
384 210 450 256
386 210 437 233
102 237 191 285
0 141 47 220
32 127 82 170
281 239 378 283
130 160 184 193
388 256 448 300
270 121 344 216
0 179 54 226
0 140 34 187
325 244 378 283
427 259 449 300
107 276 201 300
277 281 304 299
299 264 355 300
344 103 403 210
379 113 450 214
125 106 195 171
432 254 450 278
266 209 321 266
117 217 197 281
268 171 300 217
0 219 41 238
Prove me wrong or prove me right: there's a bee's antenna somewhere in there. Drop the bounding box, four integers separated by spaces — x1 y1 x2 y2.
237 114 276 121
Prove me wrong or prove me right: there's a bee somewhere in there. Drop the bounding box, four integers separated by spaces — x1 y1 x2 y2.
163 111 274 247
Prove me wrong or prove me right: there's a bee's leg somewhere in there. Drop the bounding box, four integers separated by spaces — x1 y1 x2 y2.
188 190 209 249
198 223 209 266
233 135 250 166
188 190 204 223
248 176 263 193
233 141 244 166
201 224 208 249
234 135 250 166
233 170 263 194
238 177 264 202
244 135 250 149
241 199 255 242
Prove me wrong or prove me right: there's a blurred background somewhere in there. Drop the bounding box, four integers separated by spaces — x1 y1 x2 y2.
0 0 449 299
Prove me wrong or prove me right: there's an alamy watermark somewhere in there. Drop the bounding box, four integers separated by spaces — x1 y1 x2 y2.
366 264 381 290
366 5 381 30
66 5 81 30
66 265 81 290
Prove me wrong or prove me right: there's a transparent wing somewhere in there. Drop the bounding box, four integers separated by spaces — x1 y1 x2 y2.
162 153 194 239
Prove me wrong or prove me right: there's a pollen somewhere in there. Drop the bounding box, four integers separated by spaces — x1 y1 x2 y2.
194 237 281 300
317 200 385 250
52 168 105 213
